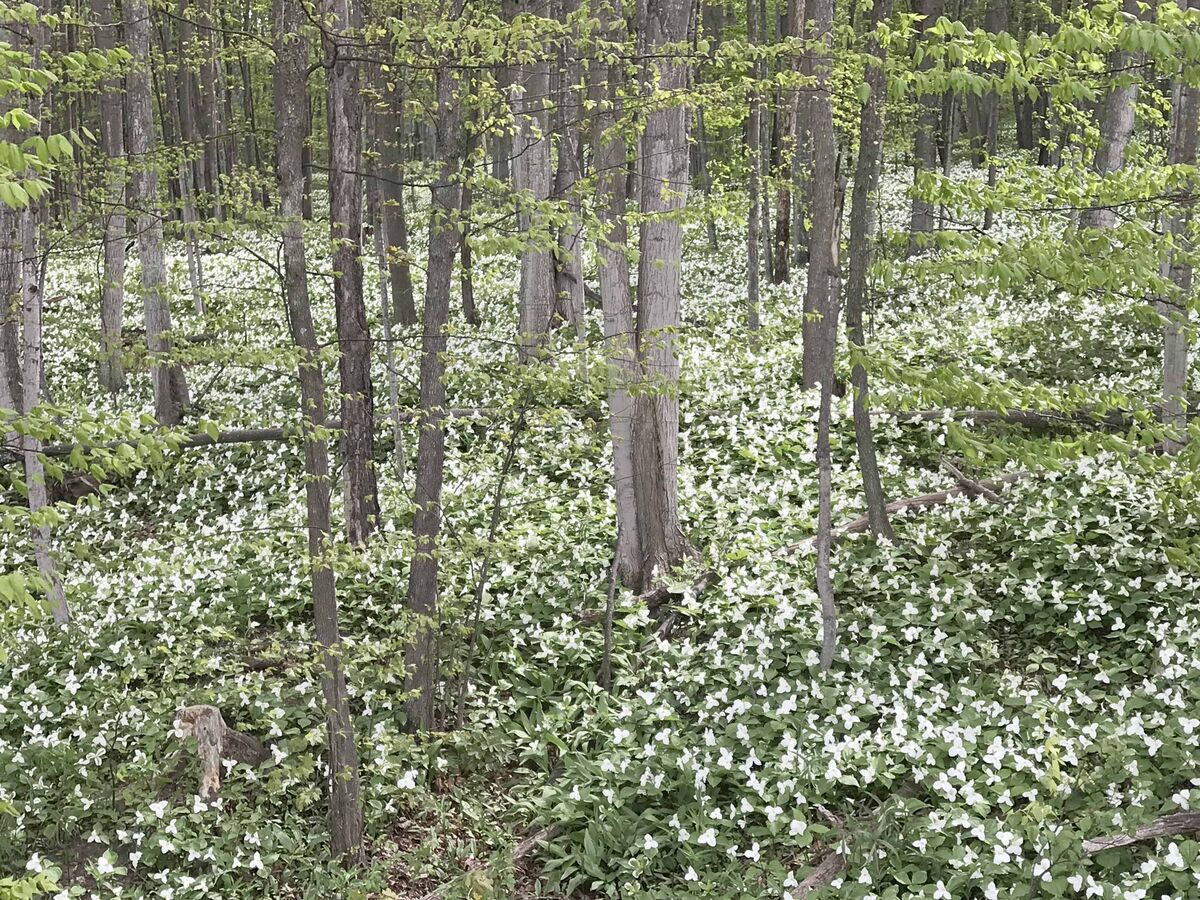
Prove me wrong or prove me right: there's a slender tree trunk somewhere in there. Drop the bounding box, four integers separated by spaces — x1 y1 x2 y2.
1161 5 1198 451
981 0 1008 231
125 0 190 425
773 0 803 280
406 25 466 731
17 5 69 626
323 0 380 545
379 75 417 326
1080 0 1142 230
845 0 894 541
0 207 20 414
745 0 763 331
801 0 837 389
631 0 698 591
92 0 127 393
274 0 365 863
552 0 586 340
366 115 406 476
908 0 944 251
593 0 641 585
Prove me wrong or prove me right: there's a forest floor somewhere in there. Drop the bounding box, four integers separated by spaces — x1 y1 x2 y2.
4 169 1200 899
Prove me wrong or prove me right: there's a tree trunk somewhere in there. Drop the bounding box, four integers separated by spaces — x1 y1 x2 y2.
405 24 466 731
125 0 190 425
274 0 365 863
631 0 698 591
593 0 641 586
92 0 126 393
1080 0 1142 230
379 76 417 327
745 0 763 331
552 0 586 340
773 0 804 280
510 0 555 361
323 0 380 546
908 0 944 251
981 0 1009 230
844 0 894 541
1161 3 1199 452
801 0 838 389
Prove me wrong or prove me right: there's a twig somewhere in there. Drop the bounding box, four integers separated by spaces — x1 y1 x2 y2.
939 457 1001 502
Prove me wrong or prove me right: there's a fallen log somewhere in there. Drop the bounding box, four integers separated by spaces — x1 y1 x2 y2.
939 457 1001 503
877 407 1147 430
173 705 268 800
795 851 846 898
1083 811 1200 855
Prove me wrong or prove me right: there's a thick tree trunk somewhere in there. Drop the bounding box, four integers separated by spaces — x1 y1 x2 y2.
274 0 365 863
908 0 944 251
0 205 20 414
92 0 127 393
510 0 555 361
593 0 641 585
323 0 380 546
125 0 190 425
1080 0 1142 231
405 38 466 731
801 0 838 389
631 0 698 591
844 0 894 541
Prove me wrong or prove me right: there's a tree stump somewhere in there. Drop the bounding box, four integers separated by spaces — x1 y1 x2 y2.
173 705 268 800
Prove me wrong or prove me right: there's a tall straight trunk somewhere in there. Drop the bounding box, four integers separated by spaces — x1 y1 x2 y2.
125 0 190 425
274 0 365 863
366 121 406 475
323 0 380 546
815 366 836 669
631 0 697 591
379 78 417 327
406 25 466 731
1080 0 1142 230
745 0 763 331
845 0 894 541
510 0 555 361
1161 4 1199 451
92 0 126 393
552 0 586 338
981 0 1008 231
908 0 944 251
18 5 69 627
593 0 641 585
198 0 223 218
773 0 804 280
800 0 837 389
0 206 20 414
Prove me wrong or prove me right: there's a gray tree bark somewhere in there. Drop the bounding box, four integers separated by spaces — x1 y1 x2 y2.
510 0 555 361
908 0 944 251
322 0 380 545
745 0 763 331
405 20 466 731
274 0 365 863
1080 0 1142 231
631 0 698 590
92 0 127 393
800 0 837 389
1161 1 1199 452
378 76 417 327
593 0 641 585
125 0 190 425
844 0 894 541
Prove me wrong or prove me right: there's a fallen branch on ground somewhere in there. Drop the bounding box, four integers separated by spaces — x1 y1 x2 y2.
876 407 1156 430
777 471 1029 556
1083 811 1200 854
939 457 1001 502
416 826 559 900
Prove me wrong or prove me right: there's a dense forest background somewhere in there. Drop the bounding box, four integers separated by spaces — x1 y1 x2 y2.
3 0 1200 896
